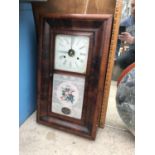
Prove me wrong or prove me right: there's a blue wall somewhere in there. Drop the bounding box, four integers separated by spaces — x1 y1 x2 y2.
19 3 37 125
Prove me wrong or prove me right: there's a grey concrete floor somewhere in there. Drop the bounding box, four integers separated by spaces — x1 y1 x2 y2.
19 81 135 155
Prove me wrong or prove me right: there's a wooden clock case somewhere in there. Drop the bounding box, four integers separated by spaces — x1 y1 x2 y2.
35 13 112 140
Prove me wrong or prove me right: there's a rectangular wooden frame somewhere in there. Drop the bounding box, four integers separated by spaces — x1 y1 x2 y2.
37 14 112 140
48 30 94 126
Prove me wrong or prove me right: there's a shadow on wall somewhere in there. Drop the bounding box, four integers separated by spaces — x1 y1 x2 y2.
19 2 37 126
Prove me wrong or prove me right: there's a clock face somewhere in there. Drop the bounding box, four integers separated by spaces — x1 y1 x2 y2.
52 74 85 119
54 34 90 73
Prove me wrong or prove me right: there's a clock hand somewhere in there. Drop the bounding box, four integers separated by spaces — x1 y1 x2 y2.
80 53 86 56
68 36 75 57
79 45 86 50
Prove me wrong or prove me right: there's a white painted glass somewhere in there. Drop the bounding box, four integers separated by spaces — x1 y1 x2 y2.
54 34 90 73
52 73 85 119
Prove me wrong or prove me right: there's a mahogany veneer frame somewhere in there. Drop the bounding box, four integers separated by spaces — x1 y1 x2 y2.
36 14 112 140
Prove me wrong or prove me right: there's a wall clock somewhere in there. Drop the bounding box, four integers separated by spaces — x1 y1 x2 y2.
37 14 112 140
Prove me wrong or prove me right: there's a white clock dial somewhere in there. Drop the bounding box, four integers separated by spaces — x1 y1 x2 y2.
54 34 90 73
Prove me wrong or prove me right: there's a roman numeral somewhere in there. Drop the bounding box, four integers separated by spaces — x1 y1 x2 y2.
58 50 67 53
79 46 86 49
80 53 86 56
63 59 67 65
75 62 79 68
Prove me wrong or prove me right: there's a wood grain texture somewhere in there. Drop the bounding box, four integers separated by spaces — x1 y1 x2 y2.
35 14 112 139
99 0 123 127
32 0 116 35
86 0 115 14
32 0 115 14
